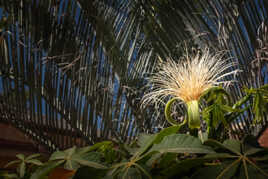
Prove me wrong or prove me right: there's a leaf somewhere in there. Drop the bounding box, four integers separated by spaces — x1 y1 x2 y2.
72 157 108 169
216 158 241 179
202 105 214 123
134 133 157 157
246 163 268 179
223 139 241 154
212 104 225 128
134 126 182 158
253 155 268 161
73 166 107 179
5 160 20 168
157 153 177 169
161 158 210 178
191 161 239 179
65 146 77 158
153 125 182 144
201 87 230 104
244 148 264 156
204 153 236 159
232 94 251 109
204 139 241 155
145 153 162 167
30 161 65 179
51 148 78 170
122 167 142 179
64 159 79 170
19 162 26 178
49 151 66 161
16 154 25 161
225 106 250 123
26 154 41 160
150 134 215 154
137 133 156 149
27 159 43 166
76 146 92 155
0 172 18 179
48 168 76 179
88 141 113 152
81 152 102 163
50 146 106 170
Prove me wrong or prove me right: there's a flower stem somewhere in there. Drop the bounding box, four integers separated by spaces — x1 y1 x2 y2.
186 100 200 129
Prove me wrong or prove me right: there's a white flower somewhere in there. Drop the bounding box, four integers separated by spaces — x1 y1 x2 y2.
142 48 239 129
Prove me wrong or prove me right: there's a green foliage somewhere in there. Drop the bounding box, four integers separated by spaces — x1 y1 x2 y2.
245 85 268 123
149 134 214 154
3 133 268 179
202 86 242 139
200 85 268 140
3 83 268 179
49 146 107 170
30 161 64 179
4 154 43 178
197 138 268 179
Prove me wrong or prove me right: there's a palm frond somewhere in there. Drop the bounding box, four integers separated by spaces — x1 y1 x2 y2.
0 0 155 150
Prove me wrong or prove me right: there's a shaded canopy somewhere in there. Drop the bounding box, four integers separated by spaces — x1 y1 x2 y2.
0 0 268 151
